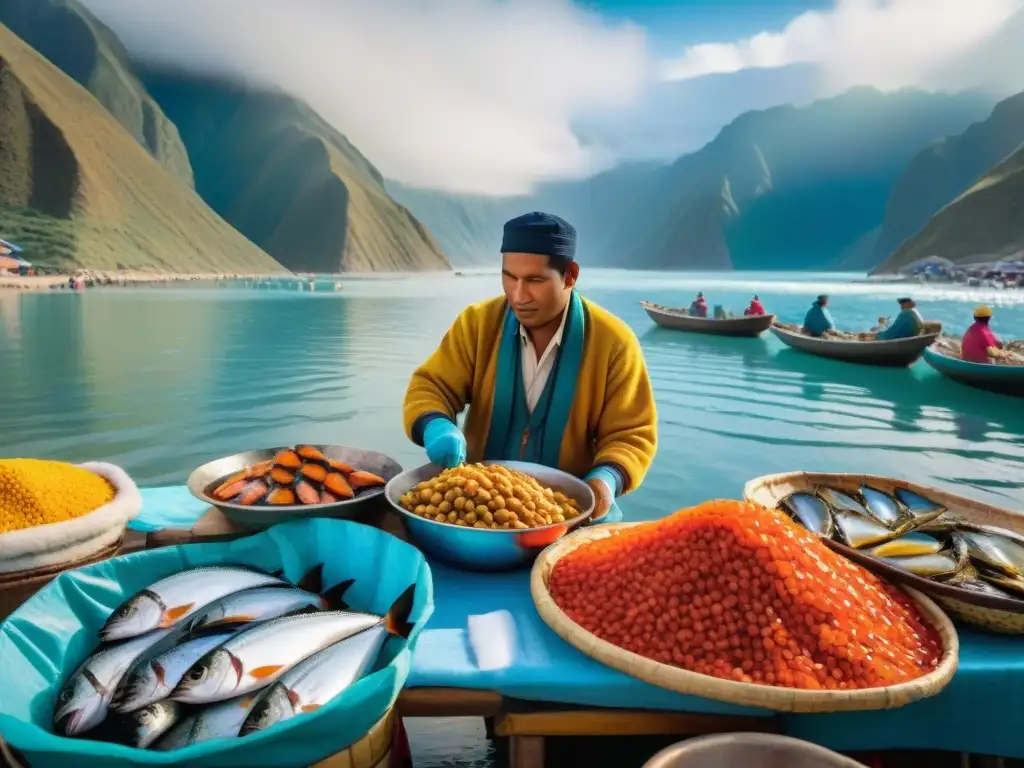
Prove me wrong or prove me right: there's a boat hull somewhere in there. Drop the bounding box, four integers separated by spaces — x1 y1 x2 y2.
640 302 775 337
923 347 1024 397
769 325 938 367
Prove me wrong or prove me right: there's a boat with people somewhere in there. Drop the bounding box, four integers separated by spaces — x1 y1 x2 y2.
922 346 1024 397
770 324 940 367
640 301 775 337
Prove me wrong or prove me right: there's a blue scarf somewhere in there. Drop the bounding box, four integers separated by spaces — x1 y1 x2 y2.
483 291 585 466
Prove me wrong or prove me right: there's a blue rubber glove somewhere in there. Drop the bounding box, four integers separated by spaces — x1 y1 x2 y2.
583 467 623 525
423 418 467 469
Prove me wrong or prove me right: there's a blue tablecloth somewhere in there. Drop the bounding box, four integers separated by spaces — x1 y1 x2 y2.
132 488 1024 757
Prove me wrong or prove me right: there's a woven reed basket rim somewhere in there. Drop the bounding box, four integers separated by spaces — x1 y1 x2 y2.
531 522 959 714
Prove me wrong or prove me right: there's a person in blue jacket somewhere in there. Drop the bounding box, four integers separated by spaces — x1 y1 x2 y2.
802 295 835 337
874 297 923 340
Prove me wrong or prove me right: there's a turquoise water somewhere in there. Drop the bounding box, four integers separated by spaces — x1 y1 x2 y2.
2 270 1024 766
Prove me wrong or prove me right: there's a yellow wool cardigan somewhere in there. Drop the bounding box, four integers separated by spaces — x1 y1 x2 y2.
403 295 658 493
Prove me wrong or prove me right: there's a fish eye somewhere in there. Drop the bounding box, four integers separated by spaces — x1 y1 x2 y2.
188 666 207 682
59 688 74 703
118 605 133 617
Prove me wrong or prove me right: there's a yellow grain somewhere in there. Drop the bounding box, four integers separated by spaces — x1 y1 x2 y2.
0 459 115 534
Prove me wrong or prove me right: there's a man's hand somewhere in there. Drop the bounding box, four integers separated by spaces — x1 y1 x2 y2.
584 467 619 522
423 419 467 468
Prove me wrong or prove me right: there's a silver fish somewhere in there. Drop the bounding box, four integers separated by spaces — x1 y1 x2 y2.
818 488 870 517
187 584 338 634
241 625 388 735
860 486 906 528
949 565 1018 599
961 531 1024 578
877 551 963 579
107 700 183 748
101 565 290 641
894 487 946 524
832 509 893 549
112 629 238 713
865 531 946 558
979 571 1024 597
780 493 834 538
172 584 415 705
53 628 172 736
154 695 257 749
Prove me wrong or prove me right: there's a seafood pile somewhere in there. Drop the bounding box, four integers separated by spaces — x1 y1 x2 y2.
53 563 415 750
210 445 386 507
0 459 115 534
774 322 876 341
549 500 942 690
932 335 1024 365
397 463 583 529
780 485 1024 600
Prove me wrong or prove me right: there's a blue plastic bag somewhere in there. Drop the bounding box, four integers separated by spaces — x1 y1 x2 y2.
0 518 434 767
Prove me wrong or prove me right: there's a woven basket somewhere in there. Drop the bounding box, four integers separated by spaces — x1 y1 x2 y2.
744 471 1024 634
531 523 959 713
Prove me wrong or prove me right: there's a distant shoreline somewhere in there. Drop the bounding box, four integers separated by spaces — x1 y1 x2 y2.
0 271 291 292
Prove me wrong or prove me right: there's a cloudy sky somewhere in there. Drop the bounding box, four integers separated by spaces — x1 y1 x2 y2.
82 0 1022 195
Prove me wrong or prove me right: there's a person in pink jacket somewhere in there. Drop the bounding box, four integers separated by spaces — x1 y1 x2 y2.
744 295 765 316
961 305 1003 363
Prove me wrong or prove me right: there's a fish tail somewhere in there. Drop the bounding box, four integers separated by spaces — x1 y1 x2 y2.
384 584 416 639
321 578 355 610
296 563 325 593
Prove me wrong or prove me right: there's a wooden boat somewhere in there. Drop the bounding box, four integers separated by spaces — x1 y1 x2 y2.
769 325 939 367
640 301 775 337
922 347 1024 397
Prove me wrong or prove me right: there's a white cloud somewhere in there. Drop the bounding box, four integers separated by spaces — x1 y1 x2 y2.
81 0 652 196
661 0 1023 92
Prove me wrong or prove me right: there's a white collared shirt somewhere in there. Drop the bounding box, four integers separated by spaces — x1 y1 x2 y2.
520 307 569 413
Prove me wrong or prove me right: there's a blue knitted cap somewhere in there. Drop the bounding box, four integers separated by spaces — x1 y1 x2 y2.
500 212 576 260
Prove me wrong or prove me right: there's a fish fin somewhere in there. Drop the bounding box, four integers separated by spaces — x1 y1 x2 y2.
203 614 258 627
300 704 321 713
296 563 325 593
321 578 355 611
152 661 166 686
239 696 256 708
160 603 195 626
285 687 302 708
249 665 285 680
384 583 416 639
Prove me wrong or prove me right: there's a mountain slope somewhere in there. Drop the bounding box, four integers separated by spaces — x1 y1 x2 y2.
0 23 283 272
874 144 1024 272
0 0 193 187
874 91 1024 260
141 71 449 274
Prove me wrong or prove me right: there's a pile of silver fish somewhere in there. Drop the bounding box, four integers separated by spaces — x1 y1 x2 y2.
780 484 1024 601
52 563 415 751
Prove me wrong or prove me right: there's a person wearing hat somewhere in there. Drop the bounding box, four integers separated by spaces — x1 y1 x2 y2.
688 292 708 318
961 305 1004 363
875 297 924 340
403 212 657 525
802 295 835 337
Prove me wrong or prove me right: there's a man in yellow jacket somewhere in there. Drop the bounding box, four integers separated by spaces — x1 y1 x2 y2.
403 211 658 524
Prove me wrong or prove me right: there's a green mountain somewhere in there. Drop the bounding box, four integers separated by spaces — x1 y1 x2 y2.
394 88 994 270
873 92 1024 260
0 0 193 187
0 23 283 272
874 144 1024 273
141 71 450 274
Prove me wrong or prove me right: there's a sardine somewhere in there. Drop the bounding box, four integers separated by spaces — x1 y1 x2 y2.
894 487 946 524
172 584 416 704
865 531 946 558
100 565 297 641
241 625 388 735
53 628 172 736
961 531 1024 578
949 565 1018 599
112 629 239 713
860 486 906 528
154 695 256 749
832 509 893 549
780 493 834 538
978 571 1024 598
107 700 183 748
876 551 963 579
818 488 870 517
188 578 353 634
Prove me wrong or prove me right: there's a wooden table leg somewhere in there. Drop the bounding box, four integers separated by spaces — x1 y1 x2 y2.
509 735 546 768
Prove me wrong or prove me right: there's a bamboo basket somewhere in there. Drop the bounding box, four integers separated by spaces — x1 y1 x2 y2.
744 471 1024 634
531 523 959 714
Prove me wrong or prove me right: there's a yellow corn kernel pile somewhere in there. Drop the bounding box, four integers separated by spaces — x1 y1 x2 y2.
0 459 115 534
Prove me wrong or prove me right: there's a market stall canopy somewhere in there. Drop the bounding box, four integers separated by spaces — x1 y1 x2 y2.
0 238 23 253
898 255 953 275
0 256 24 270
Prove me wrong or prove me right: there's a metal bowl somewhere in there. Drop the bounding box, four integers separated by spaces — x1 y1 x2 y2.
188 445 403 531
642 734 863 768
384 460 595 572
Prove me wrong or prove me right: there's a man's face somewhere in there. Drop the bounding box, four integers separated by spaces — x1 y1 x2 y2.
900 300 915 310
501 252 578 328
819 297 829 307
